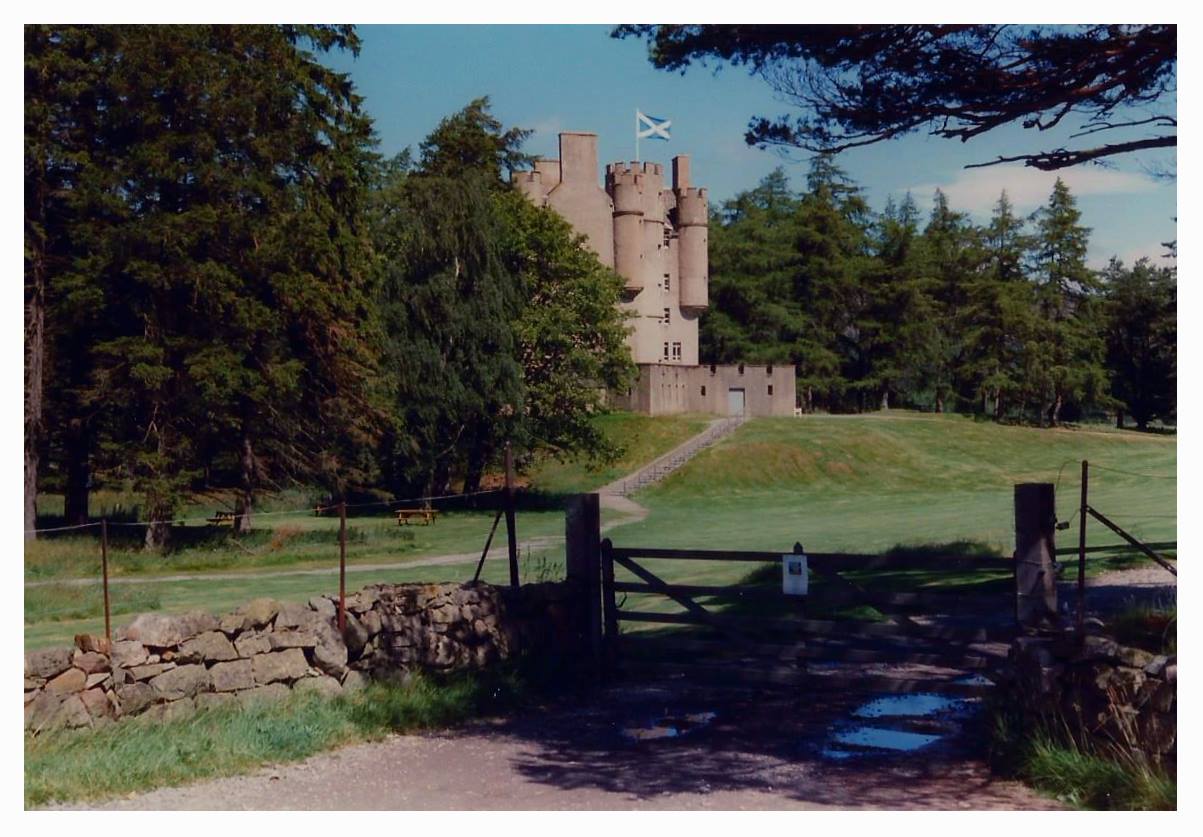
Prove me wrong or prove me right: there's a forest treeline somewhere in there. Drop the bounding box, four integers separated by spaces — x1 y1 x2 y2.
24 26 631 543
703 161 1176 426
25 25 1175 547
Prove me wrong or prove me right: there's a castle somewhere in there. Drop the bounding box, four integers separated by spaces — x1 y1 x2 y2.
514 131 796 417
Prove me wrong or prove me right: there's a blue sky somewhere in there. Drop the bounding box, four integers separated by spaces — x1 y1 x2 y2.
323 24 1177 267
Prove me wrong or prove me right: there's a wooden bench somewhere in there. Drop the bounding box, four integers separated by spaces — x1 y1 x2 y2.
207 511 237 526
396 508 439 526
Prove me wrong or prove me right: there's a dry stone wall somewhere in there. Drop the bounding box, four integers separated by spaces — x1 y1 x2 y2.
24 580 586 732
1007 629 1176 764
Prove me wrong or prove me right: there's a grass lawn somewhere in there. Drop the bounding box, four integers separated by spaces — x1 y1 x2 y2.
523 411 711 494
601 411 1175 616
25 667 544 807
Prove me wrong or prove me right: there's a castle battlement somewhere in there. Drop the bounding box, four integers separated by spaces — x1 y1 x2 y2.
514 132 709 367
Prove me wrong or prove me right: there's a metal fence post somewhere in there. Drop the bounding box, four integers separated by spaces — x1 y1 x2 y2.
1078 460 1088 634
504 441 519 588
338 501 347 633
101 518 111 642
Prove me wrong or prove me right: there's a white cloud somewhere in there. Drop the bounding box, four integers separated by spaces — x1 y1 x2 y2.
908 165 1159 217
1089 241 1175 270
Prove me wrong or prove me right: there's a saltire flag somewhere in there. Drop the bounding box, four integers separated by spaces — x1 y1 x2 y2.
637 111 672 141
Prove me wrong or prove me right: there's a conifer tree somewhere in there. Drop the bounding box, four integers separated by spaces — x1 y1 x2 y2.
1102 257 1176 429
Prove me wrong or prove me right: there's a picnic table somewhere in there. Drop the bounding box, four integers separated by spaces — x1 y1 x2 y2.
396 508 439 526
207 511 237 526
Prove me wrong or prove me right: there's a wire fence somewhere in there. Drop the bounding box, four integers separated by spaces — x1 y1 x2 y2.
24 485 530 643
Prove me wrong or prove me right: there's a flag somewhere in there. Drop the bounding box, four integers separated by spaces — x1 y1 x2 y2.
636 111 671 141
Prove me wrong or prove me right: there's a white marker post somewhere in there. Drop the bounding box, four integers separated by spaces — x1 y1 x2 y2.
782 547 808 596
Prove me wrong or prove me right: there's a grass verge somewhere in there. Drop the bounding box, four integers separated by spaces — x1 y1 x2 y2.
25 662 558 808
988 703 1176 810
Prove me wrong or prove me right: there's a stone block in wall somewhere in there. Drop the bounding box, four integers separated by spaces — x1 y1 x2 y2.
79 687 113 720
115 682 156 715
177 631 238 664
360 610 382 637
341 670 367 692
196 692 237 711
275 601 322 631
150 664 210 700
234 631 272 658
210 659 254 692
223 598 280 634
311 623 348 678
130 662 175 681
1115 646 1157 669
24 677 44 691
342 613 369 660
293 675 342 698
251 648 308 685
309 595 337 620
269 630 317 650
111 640 148 669
71 650 109 675
25 647 73 680
84 672 109 690
45 667 87 695
127 611 219 648
25 690 66 730
74 634 111 655
51 694 92 729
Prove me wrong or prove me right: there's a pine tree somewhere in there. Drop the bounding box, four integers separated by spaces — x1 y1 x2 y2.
1027 178 1109 425
1102 257 1176 429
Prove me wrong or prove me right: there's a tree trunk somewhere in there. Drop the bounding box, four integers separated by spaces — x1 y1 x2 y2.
64 419 92 526
24 243 45 540
429 459 452 498
234 433 255 534
806 386 813 413
935 393 945 414
1115 409 1125 429
462 440 487 495
994 389 1005 421
1050 394 1063 427
880 389 890 411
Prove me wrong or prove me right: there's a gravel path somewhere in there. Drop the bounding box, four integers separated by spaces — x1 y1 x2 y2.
51 682 1059 811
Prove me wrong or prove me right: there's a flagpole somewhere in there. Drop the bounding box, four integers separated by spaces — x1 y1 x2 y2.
635 109 640 163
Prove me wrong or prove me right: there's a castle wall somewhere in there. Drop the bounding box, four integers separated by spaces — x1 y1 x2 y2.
615 364 797 417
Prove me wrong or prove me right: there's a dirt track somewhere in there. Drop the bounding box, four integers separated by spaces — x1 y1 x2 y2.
54 682 1060 811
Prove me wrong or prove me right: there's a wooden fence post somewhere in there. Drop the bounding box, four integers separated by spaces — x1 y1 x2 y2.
338 501 347 633
1014 482 1058 632
101 518 111 642
565 493 602 672
504 442 519 588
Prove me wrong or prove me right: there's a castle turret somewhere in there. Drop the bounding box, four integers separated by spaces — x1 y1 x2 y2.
606 163 645 293
673 155 708 314
545 133 614 268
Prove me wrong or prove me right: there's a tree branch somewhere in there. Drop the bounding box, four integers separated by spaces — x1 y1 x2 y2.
964 134 1177 171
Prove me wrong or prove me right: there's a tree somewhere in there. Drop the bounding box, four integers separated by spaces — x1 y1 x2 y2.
1026 179 1109 425
28 25 382 546
1102 257 1176 429
614 25 1176 170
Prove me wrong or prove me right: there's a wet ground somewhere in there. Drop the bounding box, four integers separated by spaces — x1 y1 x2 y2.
58 677 1060 810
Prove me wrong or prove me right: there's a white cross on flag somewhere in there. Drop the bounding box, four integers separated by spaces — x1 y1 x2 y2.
636 111 671 141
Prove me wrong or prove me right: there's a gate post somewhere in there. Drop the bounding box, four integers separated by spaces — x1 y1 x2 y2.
1014 483 1059 632
565 493 602 673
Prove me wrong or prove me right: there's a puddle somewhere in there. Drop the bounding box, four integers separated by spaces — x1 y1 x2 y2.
852 693 969 719
621 711 718 742
817 691 982 762
831 726 944 751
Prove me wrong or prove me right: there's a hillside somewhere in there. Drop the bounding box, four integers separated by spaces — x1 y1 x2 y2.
610 411 1176 555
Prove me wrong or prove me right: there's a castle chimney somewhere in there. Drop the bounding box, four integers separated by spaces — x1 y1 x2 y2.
672 155 691 191
559 133 599 184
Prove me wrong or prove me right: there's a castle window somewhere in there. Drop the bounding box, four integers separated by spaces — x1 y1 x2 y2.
701 385 707 397
768 385 774 396
672 342 682 361
664 273 671 292
663 342 670 360
767 365 773 375
710 364 716 375
738 363 745 375
663 307 671 324
663 226 672 246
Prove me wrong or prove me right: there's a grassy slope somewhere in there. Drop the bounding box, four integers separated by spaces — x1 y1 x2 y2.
601 412 1175 615
615 411 1176 553
524 411 711 494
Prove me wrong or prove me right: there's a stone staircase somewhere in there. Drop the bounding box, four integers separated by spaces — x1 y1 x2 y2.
601 416 746 497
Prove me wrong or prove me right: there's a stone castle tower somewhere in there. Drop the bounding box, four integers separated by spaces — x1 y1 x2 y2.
514 131 795 417
512 132 706 365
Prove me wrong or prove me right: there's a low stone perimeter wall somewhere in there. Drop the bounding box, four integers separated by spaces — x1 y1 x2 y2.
24 580 585 732
1007 630 1176 764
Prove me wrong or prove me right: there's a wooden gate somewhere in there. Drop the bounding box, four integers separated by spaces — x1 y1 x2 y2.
600 540 1017 697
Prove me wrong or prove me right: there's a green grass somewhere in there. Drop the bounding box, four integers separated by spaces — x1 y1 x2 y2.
989 705 1176 810
524 411 711 494
24 667 540 807
610 411 1175 557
